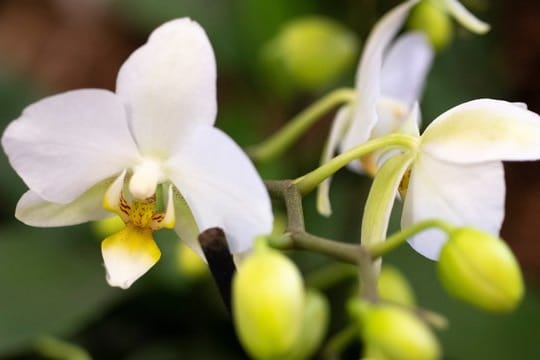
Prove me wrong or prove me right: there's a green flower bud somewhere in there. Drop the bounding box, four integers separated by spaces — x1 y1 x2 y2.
233 247 304 359
352 301 441 360
91 216 125 238
175 242 208 279
286 289 329 360
262 16 358 91
407 1 453 51
378 265 416 307
438 227 524 312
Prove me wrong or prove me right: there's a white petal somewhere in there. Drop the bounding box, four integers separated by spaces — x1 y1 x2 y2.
421 99 540 163
341 0 418 152
402 154 504 260
103 170 128 217
171 186 204 260
102 226 161 289
399 101 421 137
1 89 140 204
342 99 414 176
317 106 351 217
160 185 176 229
380 32 433 106
440 0 490 34
16 179 114 227
373 98 409 138
165 126 273 254
512 102 527 110
116 18 217 156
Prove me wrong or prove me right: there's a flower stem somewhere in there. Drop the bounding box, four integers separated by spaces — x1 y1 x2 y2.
293 133 417 195
248 87 356 162
266 180 362 263
269 232 361 264
322 324 358 360
265 180 305 231
368 219 455 258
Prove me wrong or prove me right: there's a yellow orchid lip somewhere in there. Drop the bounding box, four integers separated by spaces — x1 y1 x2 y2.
100 171 176 289
101 225 161 289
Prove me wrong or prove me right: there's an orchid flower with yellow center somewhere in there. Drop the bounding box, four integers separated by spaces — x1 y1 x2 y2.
318 0 433 216
354 100 540 263
1 18 273 289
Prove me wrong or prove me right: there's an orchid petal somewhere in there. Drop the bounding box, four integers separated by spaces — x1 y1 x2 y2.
102 226 161 289
399 102 421 137
402 154 504 260
171 186 204 259
317 106 351 217
1 90 140 204
421 99 540 164
16 179 114 227
103 170 127 218
380 32 433 106
440 0 490 34
341 0 418 152
165 126 273 254
160 185 176 229
116 18 217 156
345 100 417 177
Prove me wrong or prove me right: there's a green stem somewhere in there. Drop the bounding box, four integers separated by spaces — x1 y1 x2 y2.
293 133 417 195
264 180 305 232
322 324 358 360
357 246 379 302
268 232 360 264
368 219 454 258
248 87 356 162
283 185 305 232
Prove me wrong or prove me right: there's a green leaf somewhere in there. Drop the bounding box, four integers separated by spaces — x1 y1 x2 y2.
0 224 119 355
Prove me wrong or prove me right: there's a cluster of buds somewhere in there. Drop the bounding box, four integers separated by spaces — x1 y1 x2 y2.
232 242 329 360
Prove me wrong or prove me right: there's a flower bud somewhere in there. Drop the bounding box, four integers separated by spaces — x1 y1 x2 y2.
233 247 304 359
91 216 125 238
175 242 207 279
350 300 441 360
407 1 453 51
438 227 524 312
286 289 329 360
262 16 358 91
378 265 416 307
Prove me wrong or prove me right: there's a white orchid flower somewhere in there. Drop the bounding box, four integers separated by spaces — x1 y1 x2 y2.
369 100 540 261
318 0 434 216
1 18 273 289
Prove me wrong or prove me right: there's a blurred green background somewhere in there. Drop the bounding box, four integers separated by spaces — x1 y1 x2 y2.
1 0 540 359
